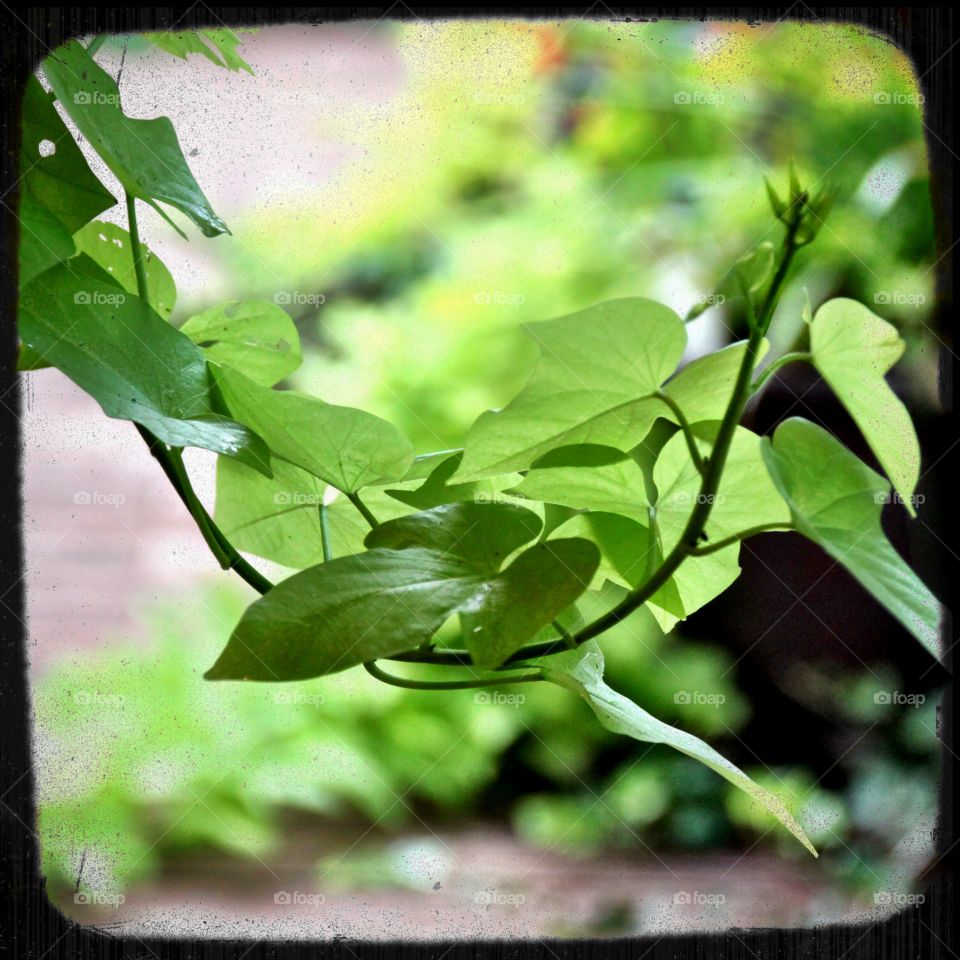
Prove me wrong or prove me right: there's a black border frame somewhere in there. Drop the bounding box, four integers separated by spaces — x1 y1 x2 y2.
1 6 955 957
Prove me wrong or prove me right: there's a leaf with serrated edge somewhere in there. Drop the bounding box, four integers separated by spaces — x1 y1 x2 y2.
455 298 685 481
212 365 413 493
542 642 817 856
181 300 301 386
762 418 940 657
808 298 920 516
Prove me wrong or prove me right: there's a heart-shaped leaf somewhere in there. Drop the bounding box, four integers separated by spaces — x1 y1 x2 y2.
212 365 413 493
654 424 790 550
19 255 268 471
510 445 650 523
762 417 940 657
42 41 228 237
385 451 521 511
808 298 920 516
550 512 740 632
207 503 598 678
74 220 177 318
455 298 685 481
215 457 419 570
181 300 301 386
542 642 817 856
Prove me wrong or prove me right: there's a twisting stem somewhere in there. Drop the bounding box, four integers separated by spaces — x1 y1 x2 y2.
347 491 379 529
125 191 274 597
363 660 542 691
653 391 705 474
689 523 794 557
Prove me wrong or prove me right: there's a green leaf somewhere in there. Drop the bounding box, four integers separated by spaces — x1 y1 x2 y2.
212 366 414 492
146 29 254 74
215 457 417 570
542 642 817 856
365 501 540 574
74 221 177 319
19 255 269 470
386 451 521 511
654 424 790 550
661 340 766 426
206 505 598 678
42 41 228 237
180 301 301 386
808 298 920 516
18 75 115 286
550 512 740 633
509 445 650 523
455 298 686 481
366 502 598 668
762 418 940 658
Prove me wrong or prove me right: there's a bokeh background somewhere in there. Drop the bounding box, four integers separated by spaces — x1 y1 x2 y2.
24 19 947 939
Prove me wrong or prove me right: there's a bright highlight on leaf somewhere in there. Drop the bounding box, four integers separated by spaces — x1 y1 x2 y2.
455 298 686 481
807 298 921 516
541 642 818 856
762 418 940 657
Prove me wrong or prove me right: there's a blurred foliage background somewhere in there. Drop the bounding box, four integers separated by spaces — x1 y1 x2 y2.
32 19 942 919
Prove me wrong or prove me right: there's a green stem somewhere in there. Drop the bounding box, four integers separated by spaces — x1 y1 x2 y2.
653 391 704 474
689 523 794 557
86 35 106 57
319 501 333 562
125 192 274 597
363 660 542 691
750 352 811 394
347 491 380 529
